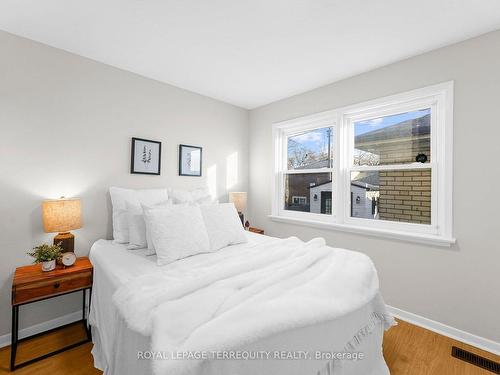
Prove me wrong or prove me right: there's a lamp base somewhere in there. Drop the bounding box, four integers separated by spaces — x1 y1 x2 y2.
54 232 75 252
238 212 244 227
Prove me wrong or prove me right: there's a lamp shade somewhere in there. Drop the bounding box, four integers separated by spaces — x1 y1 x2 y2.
42 198 82 233
229 192 247 213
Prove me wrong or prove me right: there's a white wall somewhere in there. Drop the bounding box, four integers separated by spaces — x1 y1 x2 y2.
248 30 500 343
0 31 248 337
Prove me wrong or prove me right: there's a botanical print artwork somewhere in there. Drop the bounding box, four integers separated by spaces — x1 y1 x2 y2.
179 145 202 176
131 138 161 175
141 145 152 167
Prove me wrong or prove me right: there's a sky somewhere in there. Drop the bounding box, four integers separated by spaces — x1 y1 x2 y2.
288 108 430 156
288 127 332 156
354 108 430 136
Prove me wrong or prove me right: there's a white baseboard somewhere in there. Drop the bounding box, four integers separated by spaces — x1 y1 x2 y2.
1 305 499 357
386 305 500 356
0 310 83 349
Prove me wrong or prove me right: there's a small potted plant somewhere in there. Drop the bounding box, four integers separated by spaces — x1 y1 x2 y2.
27 243 63 272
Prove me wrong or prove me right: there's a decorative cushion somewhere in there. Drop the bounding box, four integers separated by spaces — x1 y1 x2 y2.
142 200 174 252
127 201 171 253
144 204 210 266
200 203 248 251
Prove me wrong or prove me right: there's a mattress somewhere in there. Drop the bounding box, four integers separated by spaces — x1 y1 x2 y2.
89 232 392 375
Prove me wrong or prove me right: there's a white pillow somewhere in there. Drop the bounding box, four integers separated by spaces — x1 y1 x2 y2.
141 200 174 252
126 203 147 250
127 201 171 252
144 204 211 266
109 187 168 243
200 203 248 251
168 187 212 204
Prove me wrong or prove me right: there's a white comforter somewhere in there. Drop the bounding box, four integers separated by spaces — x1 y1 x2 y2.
113 236 385 375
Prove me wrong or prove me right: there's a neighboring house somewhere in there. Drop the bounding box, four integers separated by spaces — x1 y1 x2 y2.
304 175 378 217
284 159 331 212
309 181 332 214
286 160 378 217
350 172 380 219
351 183 373 218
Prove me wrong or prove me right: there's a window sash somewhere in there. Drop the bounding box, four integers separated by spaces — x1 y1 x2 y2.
283 168 334 174
279 123 336 219
344 167 436 233
346 102 437 169
342 99 438 233
349 163 433 172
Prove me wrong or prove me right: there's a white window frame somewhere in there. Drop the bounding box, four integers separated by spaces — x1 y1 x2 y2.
270 82 455 247
273 113 336 224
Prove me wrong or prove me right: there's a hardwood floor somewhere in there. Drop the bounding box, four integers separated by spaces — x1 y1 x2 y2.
384 319 500 375
0 319 498 374
0 323 100 375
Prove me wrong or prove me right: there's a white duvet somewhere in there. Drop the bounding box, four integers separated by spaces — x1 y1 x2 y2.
113 236 387 375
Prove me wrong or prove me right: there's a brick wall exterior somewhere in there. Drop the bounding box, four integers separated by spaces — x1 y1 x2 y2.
378 169 431 224
354 112 432 224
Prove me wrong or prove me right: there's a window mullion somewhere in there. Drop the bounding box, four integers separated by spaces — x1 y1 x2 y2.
284 168 334 175
336 112 346 224
350 163 435 172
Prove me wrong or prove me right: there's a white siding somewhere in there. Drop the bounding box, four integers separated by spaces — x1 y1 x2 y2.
309 182 332 214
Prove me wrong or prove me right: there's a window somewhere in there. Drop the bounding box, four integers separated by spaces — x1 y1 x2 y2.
272 82 454 246
285 125 333 215
292 196 307 205
350 108 432 225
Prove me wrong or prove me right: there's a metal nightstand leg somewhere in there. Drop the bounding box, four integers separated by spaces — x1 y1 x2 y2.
9 288 92 371
82 288 92 340
10 305 19 371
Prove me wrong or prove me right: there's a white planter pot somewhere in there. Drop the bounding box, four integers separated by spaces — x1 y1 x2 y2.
41 259 56 272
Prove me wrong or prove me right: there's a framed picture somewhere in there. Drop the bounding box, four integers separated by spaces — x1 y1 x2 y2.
130 137 161 175
179 144 202 176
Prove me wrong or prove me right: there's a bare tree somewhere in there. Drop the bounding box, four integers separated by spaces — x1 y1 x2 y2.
288 140 318 168
353 149 380 166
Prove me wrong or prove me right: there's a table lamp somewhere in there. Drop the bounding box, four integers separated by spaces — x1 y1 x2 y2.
229 192 247 226
42 198 82 252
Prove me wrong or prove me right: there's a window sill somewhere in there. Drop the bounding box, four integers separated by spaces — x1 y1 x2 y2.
268 215 456 247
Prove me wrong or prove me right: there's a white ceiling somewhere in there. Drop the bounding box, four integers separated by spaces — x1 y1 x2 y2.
1 1 500 109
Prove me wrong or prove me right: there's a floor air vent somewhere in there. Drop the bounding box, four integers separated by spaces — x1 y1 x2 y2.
451 346 500 374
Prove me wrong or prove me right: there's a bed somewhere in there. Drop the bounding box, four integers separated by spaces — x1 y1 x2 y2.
89 231 394 375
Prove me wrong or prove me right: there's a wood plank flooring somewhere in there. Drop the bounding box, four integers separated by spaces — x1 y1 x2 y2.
384 319 500 375
0 323 99 375
0 319 498 374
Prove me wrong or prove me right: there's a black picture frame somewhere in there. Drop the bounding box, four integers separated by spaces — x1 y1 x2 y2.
130 137 162 175
178 144 202 177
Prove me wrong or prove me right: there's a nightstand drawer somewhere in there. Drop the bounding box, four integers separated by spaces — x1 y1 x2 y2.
12 271 92 305
249 227 265 235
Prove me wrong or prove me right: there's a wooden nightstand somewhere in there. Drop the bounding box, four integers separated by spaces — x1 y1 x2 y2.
248 227 265 235
10 257 93 371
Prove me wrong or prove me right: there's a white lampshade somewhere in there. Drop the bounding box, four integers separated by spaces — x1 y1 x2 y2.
229 192 247 213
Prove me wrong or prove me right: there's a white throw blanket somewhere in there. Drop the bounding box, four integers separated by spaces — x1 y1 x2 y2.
113 236 384 375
